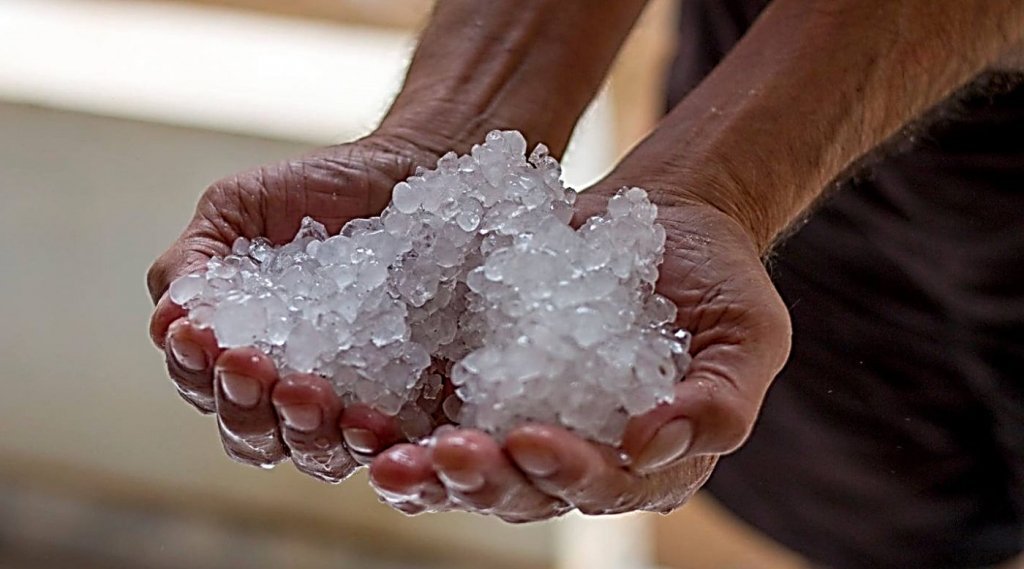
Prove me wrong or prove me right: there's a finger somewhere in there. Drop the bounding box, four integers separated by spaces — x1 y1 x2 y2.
150 293 186 350
339 403 403 465
506 425 640 515
432 429 566 521
626 259 790 471
271 374 357 483
369 444 448 513
213 347 287 468
621 341 779 473
164 318 222 413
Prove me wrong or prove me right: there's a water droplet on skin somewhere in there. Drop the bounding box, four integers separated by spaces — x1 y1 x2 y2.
312 454 331 466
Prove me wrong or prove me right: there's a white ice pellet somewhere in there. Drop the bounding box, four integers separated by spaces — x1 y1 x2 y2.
170 131 692 444
168 273 204 305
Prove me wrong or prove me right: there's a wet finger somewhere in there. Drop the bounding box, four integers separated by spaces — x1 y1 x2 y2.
272 374 357 483
621 350 768 473
340 403 403 465
214 347 287 468
506 425 640 515
432 429 566 520
150 293 186 350
164 318 221 413
369 444 448 513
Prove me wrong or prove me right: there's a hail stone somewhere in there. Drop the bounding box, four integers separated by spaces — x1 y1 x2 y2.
168 130 691 445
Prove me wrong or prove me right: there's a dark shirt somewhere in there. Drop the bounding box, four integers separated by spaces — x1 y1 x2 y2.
667 2 1024 567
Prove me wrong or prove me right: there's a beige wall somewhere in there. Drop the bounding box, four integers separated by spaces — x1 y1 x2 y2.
0 102 553 569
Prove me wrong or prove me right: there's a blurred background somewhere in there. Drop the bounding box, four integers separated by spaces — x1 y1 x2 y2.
0 1 810 567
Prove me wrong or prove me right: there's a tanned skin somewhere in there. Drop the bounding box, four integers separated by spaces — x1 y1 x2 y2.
149 0 1024 520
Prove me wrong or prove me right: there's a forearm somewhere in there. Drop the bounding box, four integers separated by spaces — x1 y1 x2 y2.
377 0 648 158
605 0 1024 252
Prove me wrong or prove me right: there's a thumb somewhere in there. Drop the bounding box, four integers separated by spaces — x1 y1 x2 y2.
620 270 791 473
620 337 782 474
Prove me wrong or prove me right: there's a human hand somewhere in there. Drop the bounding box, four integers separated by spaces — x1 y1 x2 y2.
147 133 439 482
367 187 792 519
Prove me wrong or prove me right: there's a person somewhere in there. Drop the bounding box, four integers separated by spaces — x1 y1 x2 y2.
670 3 1024 567
146 0 1023 565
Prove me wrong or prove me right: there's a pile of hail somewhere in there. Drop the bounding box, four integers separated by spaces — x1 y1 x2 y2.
169 131 691 445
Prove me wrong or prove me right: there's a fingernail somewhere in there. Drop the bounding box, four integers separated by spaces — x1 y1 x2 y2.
278 404 322 432
634 419 693 472
219 372 261 408
169 336 207 372
343 428 379 454
437 467 485 493
509 444 559 477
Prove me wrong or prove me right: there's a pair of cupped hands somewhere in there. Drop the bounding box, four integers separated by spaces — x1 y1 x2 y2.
147 132 791 522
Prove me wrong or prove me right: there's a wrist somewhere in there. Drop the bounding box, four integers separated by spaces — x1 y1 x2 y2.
597 159 783 255
377 95 577 160
373 0 649 160
359 127 444 172
374 100 489 160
